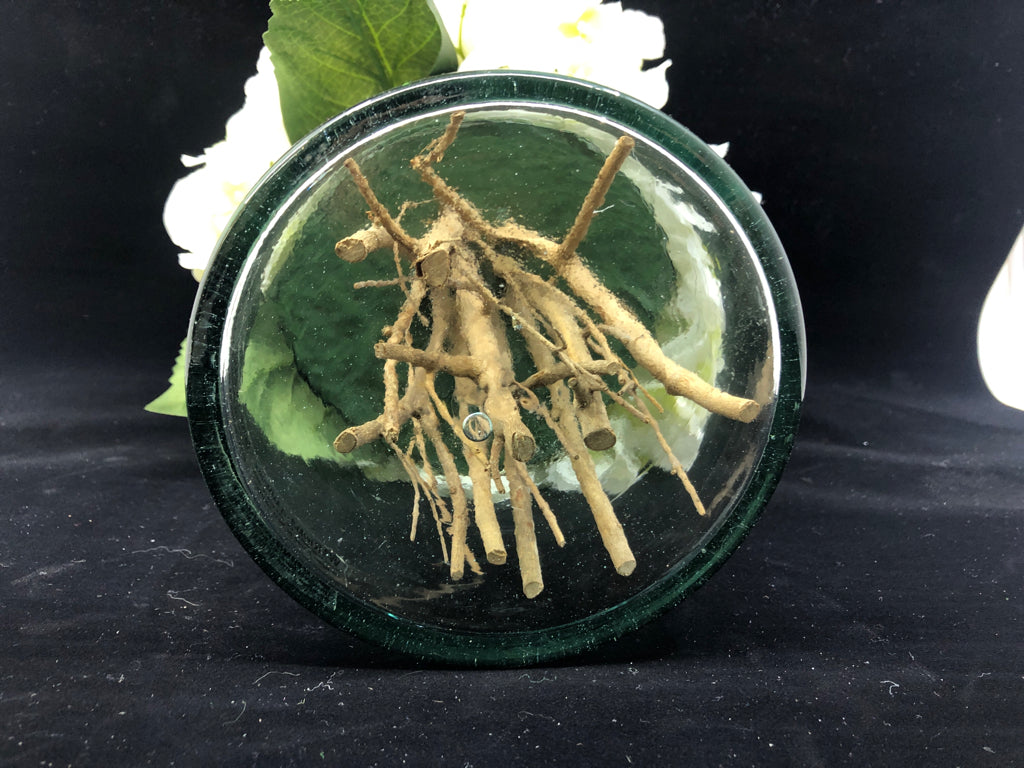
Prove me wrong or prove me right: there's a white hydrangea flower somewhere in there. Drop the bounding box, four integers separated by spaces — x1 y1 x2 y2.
163 47 290 279
433 0 671 108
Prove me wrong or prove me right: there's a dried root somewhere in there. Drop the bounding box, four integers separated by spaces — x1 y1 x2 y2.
331 112 760 597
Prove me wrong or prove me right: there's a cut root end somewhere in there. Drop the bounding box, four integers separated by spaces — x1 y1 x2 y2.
583 427 617 451
486 549 507 566
334 432 357 454
522 580 544 599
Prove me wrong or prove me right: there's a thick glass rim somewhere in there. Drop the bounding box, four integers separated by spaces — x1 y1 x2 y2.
186 70 805 667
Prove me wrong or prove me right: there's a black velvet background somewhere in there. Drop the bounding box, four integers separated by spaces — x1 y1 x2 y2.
2 1 1023 765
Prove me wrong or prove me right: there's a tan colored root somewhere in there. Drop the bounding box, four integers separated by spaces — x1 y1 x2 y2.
335 415 395 454
463 545 484 576
631 391 707 517
343 158 419 255
571 381 617 451
549 379 636 576
594 300 760 421
522 468 565 547
451 247 536 462
463 438 507 564
526 280 617 450
390 436 448 563
336 224 393 262
419 110 465 166
505 456 544 598
411 127 493 238
416 247 451 287
488 433 506 494
418 406 470 581
375 343 481 378
413 290 474 578
563 141 758 421
354 277 409 290
521 361 620 390
506 285 636 575
334 281 426 451
581 310 707 514
541 146 761 421
454 379 507 565
580 314 666 416
555 135 635 264
600 385 652 426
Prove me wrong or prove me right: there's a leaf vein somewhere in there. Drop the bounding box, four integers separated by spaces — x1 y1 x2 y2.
356 0 399 83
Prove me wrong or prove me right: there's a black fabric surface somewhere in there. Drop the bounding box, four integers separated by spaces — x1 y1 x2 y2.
3 2 1023 765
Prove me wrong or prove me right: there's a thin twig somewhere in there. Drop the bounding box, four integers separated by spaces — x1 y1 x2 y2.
555 135 635 263
343 158 420 255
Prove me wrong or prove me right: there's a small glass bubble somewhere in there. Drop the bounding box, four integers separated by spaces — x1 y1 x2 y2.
462 411 493 442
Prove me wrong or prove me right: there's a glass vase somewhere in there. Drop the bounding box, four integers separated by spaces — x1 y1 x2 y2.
186 71 805 666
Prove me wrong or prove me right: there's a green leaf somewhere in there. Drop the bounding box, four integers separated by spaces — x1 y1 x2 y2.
237 299 353 463
264 0 456 143
145 338 188 417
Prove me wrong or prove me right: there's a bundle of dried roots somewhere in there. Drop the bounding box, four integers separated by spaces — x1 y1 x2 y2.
332 112 759 598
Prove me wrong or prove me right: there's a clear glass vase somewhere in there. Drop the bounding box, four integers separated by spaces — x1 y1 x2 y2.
186 70 805 666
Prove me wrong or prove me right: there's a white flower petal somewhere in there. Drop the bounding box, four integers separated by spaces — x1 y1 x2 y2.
978 224 1024 411
163 47 290 279
177 250 211 271
440 0 670 106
